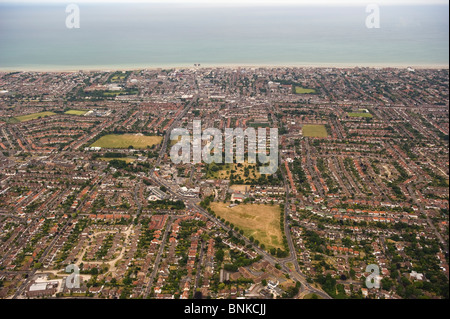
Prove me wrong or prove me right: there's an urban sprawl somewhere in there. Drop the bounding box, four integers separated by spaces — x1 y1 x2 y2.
0 67 448 299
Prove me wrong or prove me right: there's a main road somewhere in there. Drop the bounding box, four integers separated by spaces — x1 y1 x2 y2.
156 94 199 166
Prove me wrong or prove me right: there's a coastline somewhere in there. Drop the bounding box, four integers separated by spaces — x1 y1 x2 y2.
0 62 448 73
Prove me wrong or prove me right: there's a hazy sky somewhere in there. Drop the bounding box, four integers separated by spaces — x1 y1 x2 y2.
1 0 449 5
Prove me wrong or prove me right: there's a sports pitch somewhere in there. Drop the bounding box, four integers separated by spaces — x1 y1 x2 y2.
347 112 373 118
90 134 163 149
65 109 88 116
302 124 328 138
294 86 316 94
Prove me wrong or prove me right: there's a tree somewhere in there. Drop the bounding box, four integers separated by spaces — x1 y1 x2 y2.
350 268 356 279
381 278 393 291
215 249 224 262
122 277 132 285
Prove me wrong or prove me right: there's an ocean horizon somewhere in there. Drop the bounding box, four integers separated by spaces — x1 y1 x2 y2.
0 3 448 71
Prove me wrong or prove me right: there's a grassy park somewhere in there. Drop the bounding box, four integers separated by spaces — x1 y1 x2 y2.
206 161 261 183
210 202 284 250
13 111 56 122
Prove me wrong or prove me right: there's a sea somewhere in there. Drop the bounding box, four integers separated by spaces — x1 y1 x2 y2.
0 3 448 71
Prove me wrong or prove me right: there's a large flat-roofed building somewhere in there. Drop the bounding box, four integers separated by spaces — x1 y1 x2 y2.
147 186 169 201
26 281 59 298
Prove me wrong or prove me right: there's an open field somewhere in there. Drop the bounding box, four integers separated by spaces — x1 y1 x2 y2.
13 111 56 122
348 112 373 118
210 202 283 250
302 124 328 138
294 86 316 94
65 109 88 116
90 134 163 149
